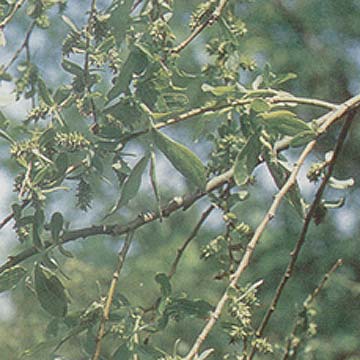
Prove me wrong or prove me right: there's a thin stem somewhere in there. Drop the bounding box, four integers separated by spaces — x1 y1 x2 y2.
92 231 134 360
0 0 26 29
282 259 343 360
183 97 360 360
3 21 35 72
248 111 356 359
171 0 229 54
84 0 98 125
168 205 214 279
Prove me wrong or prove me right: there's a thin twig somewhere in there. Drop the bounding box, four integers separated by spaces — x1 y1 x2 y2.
0 199 30 230
168 205 214 279
92 231 134 360
3 20 36 72
84 0 98 126
171 0 229 54
0 0 26 29
248 110 356 360
183 97 360 360
282 259 343 360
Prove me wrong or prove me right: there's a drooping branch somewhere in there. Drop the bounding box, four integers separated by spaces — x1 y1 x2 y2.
3 20 36 72
0 169 234 275
282 259 343 360
92 231 134 360
168 204 215 279
183 95 360 360
248 110 356 360
171 0 229 55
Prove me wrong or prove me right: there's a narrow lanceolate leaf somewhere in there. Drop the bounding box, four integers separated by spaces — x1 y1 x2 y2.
259 110 312 136
201 83 238 97
107 155 150 216
155 273 172 298
0 129 15 144
150 151 162 221
0 266 27 292
50 212 64 243
290 130 316 148
266 157 304 218
234 134 261 186
152 129 207 189
34 263 68 317
38 78 54 106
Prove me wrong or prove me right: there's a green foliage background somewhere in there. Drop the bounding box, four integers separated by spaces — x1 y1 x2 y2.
0 0 359 359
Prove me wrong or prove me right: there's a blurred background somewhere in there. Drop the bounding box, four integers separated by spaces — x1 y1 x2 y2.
0 0 359 359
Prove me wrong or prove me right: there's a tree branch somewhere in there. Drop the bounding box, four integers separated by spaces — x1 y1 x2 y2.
168 204 214 279
92 231 134 360
171 0 229 54
0 0 26 30
0 169 234 275
183 95 360 360
282 259 343 360
248 109 356 359
3 20 36 72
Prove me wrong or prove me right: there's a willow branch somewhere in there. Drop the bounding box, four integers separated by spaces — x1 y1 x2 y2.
183 95 360 360
92 231 134 360
1 94 360 275
0 168 234 275
168 204 214 279
282 259 343 360
3 20 35 72
171 0 229 54
248 110 356 359
0 0 26 30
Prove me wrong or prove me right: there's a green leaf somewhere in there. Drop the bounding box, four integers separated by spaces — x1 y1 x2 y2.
50 212 63 243
234 154 248 186
234 134 261 186
38 78 54 106
250 98 271 113
108 0 133 46
152 129 207 189
61 59 84 77
150 151 162 220
201 83 238 97
113 343 132 360
55 152 69 176
0 128 15 144
39 127 56 147
155 273 172 298
107 47 148 101
0 266 27 292
273 72 297 86
34 263 68 318
266 157 304 218
107 155 149 216
259 110 311 136
169 298 213 319
290 130 316 148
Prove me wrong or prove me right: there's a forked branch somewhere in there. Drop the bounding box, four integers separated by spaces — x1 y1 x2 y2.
183 96 360 360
